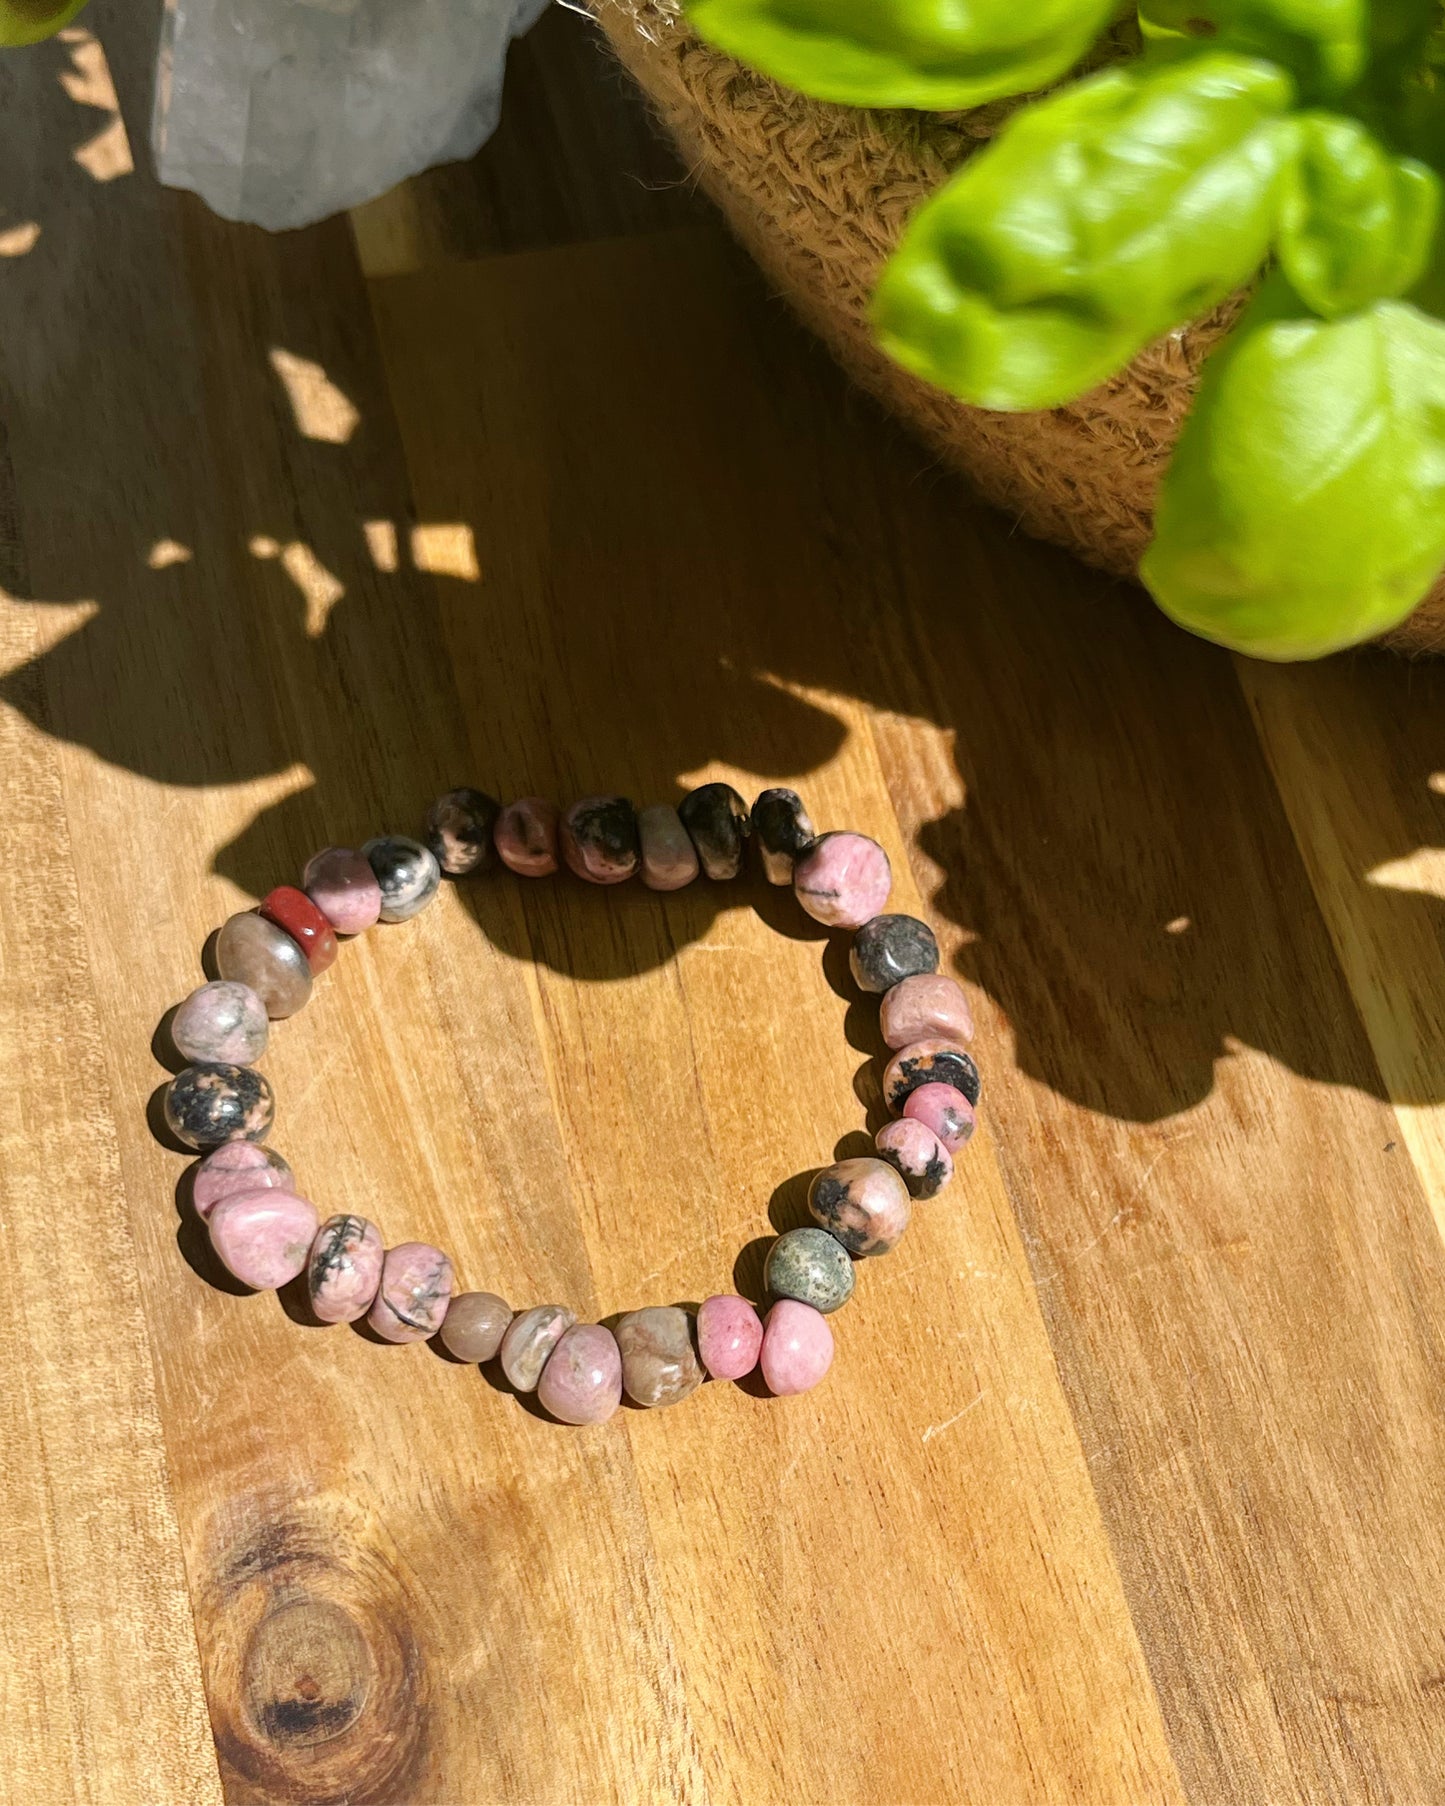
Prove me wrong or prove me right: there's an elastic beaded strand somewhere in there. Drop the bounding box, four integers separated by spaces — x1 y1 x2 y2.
158 784 980 1425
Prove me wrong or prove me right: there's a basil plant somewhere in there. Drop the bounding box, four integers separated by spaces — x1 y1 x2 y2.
684 0 1445 659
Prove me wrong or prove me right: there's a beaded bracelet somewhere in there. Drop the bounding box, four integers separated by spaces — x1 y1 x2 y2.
160 784 979 1425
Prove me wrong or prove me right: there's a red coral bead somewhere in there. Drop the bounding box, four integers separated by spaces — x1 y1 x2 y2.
259 885 338 974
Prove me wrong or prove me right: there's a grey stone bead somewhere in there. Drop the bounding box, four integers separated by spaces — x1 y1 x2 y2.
679 783 751 880
362 834 442 922
164 1062 275 1151
751 787 815 884
425 787 500 877
614 1305 704 1407
849 913 940 994
764 1226 856 1314
216 911 313 1019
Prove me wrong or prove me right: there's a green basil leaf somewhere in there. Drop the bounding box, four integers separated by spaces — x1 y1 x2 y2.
1138 0 1366 100
1141 278 1445 659
682 0 1118 111
0 0 89 45
870 54 1293 411
1277 113 1439 316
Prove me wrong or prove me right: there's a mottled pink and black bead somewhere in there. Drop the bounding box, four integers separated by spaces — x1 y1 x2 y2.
425 787 501 877
875 1117 953 1200
172 980 269 1067
560 797 640 885
678 783 750 881
751 787 815 885
903 1082 976 1155
208 1190 319 1292
883 1038 980 1112
792 831 892 930
164 1063 275 1151
807 1156 911 1257
192 1142 293 1219
306 1214 385 1324
367 1241 454 1343
362 835 442 923
849 913 939 995
302 846 382 935
493 797 560 877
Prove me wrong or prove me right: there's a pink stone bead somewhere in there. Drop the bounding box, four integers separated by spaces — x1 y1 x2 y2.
792 831 892 930
759 1299 834 1397
637 804 699 891
306 1214 385 1324
493 797 560 877
875 1116 953 1200
192 1142 294 1219
537 1323 623 1425
302 846 382 935
367 1242 454 1343
879 972 974 1049
696 1294 764 1381
903 1082 977 1155
208 1190 319 1291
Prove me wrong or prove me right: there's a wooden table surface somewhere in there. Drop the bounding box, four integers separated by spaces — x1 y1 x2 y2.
6 7 1445 1803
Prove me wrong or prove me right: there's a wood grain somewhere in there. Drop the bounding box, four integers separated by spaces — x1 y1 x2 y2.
4 3 1445 1801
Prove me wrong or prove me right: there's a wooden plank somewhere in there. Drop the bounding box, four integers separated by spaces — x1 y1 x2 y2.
849 459 1445 1798
368 226 1185 1805
1238 655 1445 1227
0 595 223 1806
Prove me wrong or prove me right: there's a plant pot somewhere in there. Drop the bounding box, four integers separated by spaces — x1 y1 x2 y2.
591 0 1445 655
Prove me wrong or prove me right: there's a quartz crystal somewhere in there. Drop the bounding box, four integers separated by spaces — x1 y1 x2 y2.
154 0 550 231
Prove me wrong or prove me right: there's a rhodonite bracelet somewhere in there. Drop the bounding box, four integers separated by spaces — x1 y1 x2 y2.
160 784 979 1425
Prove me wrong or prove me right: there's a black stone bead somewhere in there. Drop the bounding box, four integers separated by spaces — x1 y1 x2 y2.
164 1063 275 1151
751 787 816 884
679 783 751 880
425 786 500 877
883 1042 981 1111
849 913 940 994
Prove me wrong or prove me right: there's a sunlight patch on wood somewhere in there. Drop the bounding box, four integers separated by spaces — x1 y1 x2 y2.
364 519 399 572
279 544 345 638
1367 849 1445 900
0 593 97 674
73 116 134 183
268 348 360 445
59 30 133 183
410 523 479 580
0 223 41 258
146 540 193 570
